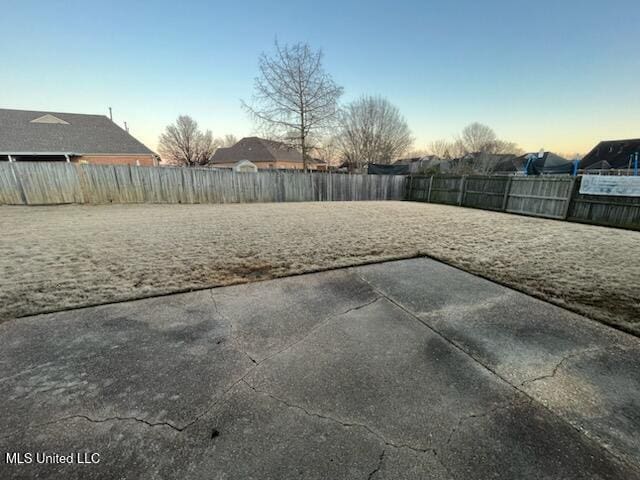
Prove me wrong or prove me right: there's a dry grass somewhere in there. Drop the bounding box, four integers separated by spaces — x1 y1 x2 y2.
1 202 638 332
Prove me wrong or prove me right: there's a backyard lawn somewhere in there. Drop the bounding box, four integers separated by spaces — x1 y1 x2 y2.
1 201 638 333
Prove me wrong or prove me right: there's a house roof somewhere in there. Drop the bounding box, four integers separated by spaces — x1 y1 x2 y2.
0 108 154 155
580 138 640 170
507 152 572 174
211 136 323 164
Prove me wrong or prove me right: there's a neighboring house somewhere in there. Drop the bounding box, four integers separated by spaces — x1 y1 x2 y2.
580 138 640 170
210 136 326 171
0 108 157 166
232 159 258 173
493 152 571 175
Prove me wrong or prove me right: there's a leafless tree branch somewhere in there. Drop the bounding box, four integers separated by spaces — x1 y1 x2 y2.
242 41 343 170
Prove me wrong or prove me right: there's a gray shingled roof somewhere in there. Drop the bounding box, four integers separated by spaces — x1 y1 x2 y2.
581 138 640 169
0 108 154 155
210 137 304 164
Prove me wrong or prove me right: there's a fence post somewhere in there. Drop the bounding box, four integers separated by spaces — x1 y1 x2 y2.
502 176 513 212
407 174 413 201
562 177 579 220
427 176 433 202
458 176 466 206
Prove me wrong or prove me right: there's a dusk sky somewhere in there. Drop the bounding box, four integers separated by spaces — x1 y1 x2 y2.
2 0 638 156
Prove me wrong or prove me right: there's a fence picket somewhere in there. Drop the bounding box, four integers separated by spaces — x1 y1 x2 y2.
0 163 406 206
406 173 639 230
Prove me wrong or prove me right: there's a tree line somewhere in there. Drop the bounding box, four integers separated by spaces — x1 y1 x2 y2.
159 41 521 171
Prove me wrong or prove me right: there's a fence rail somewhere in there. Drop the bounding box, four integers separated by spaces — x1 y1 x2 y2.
3 163 638 230
0 162 406 206
407 174 640 230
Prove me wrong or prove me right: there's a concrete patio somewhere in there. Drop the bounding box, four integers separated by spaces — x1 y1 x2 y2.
1 258 638 479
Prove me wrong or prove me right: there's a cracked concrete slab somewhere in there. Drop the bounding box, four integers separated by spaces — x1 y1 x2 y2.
0 289 253 436
244 296 516 451
441 398 634 479
521 345 640 468
354 257 640 471
1 258 639 479
209 269 378 363
0 381 405 480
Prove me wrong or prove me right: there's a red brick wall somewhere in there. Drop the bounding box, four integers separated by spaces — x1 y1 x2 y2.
77 155 156 166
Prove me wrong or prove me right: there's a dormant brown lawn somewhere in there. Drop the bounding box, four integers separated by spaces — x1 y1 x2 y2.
1 202 638 332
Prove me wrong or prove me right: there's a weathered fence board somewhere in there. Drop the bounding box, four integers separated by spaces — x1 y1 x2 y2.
505 177 574 219
569 178 640 229
79 164 120 203
0 163 406 206
462 176 510 211
10 162 84 204
406 174 639 230
430 176 464 205
0 163 24 204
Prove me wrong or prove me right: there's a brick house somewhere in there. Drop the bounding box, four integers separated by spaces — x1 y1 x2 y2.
210 136 326 170
0 108 157 166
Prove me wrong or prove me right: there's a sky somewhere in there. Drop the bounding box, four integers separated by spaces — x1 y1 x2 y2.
1 0 639 157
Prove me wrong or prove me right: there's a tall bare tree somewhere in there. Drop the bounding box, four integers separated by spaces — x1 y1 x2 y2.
242 41 343 171
429 122 522 174
337 96 413 170
458 122 522 156
158 116 216 166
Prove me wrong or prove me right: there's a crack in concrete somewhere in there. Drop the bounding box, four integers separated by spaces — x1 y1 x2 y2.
0 412 183 440
352 269 640 476
366 449 385 480
520 346 609 387
173 294 386 433
1 295 384 441
67 414 183 431
241 378 431 455
209 290 258 364
444 394 525 449
234 295 384 372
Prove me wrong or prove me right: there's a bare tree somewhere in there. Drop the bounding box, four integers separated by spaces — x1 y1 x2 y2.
311 135 341 167
428 139 462 160
215 134 238 148
242 41 343 171
429 123 522 174
458 122 523 156
336 96 413 170
158 116 216 167
459 122 498 153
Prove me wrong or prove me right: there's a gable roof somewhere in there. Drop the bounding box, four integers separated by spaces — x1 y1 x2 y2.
210 137 304 164
580 138 640 170
0 108 154 155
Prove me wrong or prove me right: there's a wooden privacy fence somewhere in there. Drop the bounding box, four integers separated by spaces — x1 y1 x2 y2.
407 174 640 230
0 162 406 205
